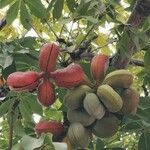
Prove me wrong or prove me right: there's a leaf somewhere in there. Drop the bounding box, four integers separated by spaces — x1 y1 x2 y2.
20 1 31 30
139 97 150 109
21 135 44 150
3 55 14 69
0 0 14 9
0 100 12 117
19 99 32 121
47 0 55 12
66 0 76 12
138 132 150 150
6 0 20 25
53 0 64 20
96 138 104 150
144 50 150 74
26 94 43 115
14 119 26 136
26 0 46 19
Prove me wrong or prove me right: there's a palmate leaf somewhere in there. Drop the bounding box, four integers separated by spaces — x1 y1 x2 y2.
26 0 47 19
0 0 15 9
20 1 31 30
53 0 64 20
6 0 20 25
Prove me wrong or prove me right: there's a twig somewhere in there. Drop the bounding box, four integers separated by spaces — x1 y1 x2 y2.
142 84 149 97
44 19 59 39
75 24 96 49
130 59 144 67
27 20 46 42
0 17 7 31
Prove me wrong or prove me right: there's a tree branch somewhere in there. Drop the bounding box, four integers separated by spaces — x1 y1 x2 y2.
112 0 150 69
0 17 6 31
129 59 144 67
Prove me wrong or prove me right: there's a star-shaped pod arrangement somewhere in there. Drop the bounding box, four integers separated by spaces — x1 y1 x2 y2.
7 43 84 107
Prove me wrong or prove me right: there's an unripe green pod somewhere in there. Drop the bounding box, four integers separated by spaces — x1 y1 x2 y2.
103 69 133 88
97 84 123 112
83 93 105 119
67 123 90 148
64 85 93 110
67 109 95 126
119 88 139 115
92 114 119 138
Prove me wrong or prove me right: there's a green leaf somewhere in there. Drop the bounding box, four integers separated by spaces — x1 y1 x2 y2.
138 132 150 150
26 0 46 19
0 0 14 8
6 0 20 25
20 1 31 30
26 94 43 115
144 50 150 74
21 135 44 150
14 120 26 136
3 55 14 69
47 0 55 12
96 138 104 150
19 99 32 121
139 97 150 109
53 0 64 20
66 0 76 12
0 100 12 117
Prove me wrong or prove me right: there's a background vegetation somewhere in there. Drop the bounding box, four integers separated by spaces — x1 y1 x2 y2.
0 0 150 149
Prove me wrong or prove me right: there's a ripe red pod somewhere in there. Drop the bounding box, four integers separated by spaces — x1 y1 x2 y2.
37 79 55 107
39 43 60 74
91 54 109 83
7 71 40 91
35 120 65 136
50 63 84 88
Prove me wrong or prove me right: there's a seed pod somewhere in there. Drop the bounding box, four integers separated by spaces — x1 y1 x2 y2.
7 71 40 91
83 93 105 119
50 63 84 88
103 69 133 88
119 88 139 114
37 79 55 107
64 85 93 110
67 109 95 126
92 114 119 138
91 54 109 83
39 43 60 74
35 120 65 137
97 84 123 112
67 123 90 148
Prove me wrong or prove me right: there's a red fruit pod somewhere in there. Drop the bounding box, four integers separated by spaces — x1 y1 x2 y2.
50 63 84 88
35 120 65 137
39 43 60 74
37 79 55 107
91 54 109 83
7 71 40 91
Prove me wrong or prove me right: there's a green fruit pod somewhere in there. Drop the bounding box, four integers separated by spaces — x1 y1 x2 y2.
83 93 105 119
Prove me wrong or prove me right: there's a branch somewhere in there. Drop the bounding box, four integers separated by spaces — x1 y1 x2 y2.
112 0 150 69
129 59 144 67
0 17 6 31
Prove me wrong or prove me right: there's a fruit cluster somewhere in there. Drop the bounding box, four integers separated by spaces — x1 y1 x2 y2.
65 54 140 149
7 43 84 107
6 43 84 138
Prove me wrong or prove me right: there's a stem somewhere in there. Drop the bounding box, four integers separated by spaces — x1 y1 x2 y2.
75 24 96 49
8 111 14 150
44 19 59 39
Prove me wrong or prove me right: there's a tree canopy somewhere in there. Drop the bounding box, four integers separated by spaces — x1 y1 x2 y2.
0 0 150 150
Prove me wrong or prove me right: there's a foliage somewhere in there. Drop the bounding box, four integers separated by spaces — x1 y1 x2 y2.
0 0 150 150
